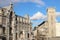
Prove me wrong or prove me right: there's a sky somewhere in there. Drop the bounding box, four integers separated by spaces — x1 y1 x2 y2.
0 0 60 27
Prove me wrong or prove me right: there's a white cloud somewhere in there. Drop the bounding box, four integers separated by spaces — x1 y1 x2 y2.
31 0 45 6
30 11 60 21
13 0 45 5
32 20 45 26
56 12 60 22
20 0 45 6
30 12 60 27
32 21 41 26
30 11 46 20
56 12 60 17
0 0 45 7
55 19 58 22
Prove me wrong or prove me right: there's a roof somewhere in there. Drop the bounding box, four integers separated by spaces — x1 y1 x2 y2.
15 15 27 19
38 21 46 26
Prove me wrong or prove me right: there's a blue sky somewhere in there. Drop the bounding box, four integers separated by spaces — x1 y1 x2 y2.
0 0 60 27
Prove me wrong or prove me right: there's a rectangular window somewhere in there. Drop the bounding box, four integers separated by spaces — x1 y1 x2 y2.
9 27 12 35
2 17 6 25
27 33 29 38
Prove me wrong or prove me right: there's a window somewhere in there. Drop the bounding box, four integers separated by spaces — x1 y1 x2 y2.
9 11 13 24
3 27 5 34
9 27 12 35
27 33 29 38
19 31 23 37
2 17 6 25
32 39 35 40
20 17 22 22
2 37 6 40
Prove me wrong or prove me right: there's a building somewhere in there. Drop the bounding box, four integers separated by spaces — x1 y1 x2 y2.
56 23 60 36
33 7 60 40
47 8 56 37
0 4 32 40
33 21 48 40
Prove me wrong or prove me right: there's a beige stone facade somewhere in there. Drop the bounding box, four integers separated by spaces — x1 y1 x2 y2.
0 4 32 40
47 8 56 37
33 8 60 40
33 21 48 40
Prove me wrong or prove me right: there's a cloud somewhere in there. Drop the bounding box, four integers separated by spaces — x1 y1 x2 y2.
32 0 45 6
30 12 60 27
19 0 45 6
55 19 58 22
0 0 45 7
30 11 47 20
56 12 60 22
30 11 60 20
56 12 60 17
13 0 45 6
31 11 60 27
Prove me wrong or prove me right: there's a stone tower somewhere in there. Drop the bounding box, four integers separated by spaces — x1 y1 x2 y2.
47 8 56 37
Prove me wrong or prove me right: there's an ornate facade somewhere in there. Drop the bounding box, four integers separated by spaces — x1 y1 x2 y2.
0 4 32 40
